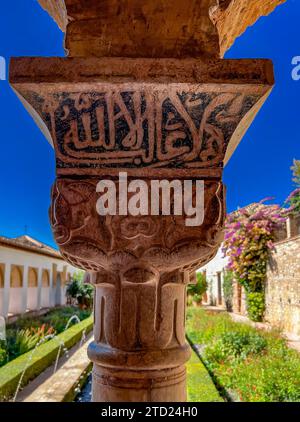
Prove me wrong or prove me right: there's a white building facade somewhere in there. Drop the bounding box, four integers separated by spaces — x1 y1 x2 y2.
0 235 78 318
198 246 228 307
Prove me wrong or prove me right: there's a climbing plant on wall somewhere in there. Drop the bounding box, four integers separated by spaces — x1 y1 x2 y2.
285 159 300 216
222 201 285 321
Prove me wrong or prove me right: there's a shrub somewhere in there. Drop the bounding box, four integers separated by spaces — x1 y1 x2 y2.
9 306 92 335
12 329 41 358
7 324 55 360
186 307 235 345
67 278 94 310
204 331 267 363
226 345 300 402
186 307 300 402
223 271 234 312
0 349 7 368
42 307 91 333
247 292 265 322
187 272 207 304
4 306 92 366
284 159 300 216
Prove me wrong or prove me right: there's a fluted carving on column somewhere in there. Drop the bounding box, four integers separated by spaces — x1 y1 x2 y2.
10 56 274 401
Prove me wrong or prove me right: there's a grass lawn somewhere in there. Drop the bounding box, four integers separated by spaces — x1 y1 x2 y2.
186 307 300 402
187 349 223 402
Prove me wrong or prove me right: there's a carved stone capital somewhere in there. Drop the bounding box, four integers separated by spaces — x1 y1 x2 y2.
49 178 224 273
10 56 274 402
10 57 274 175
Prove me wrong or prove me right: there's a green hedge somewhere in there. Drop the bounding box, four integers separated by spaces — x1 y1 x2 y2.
0 316 93 401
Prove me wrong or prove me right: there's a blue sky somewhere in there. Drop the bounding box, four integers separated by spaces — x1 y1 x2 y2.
0 0 299 248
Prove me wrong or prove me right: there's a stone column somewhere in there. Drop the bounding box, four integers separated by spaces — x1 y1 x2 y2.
241 286 248 316
90 270 190 401
51 264 57 307
10 58 273 401
287 215 299 238
21 265 29 314
232 279 241 314
9 0 282 402
37 268 43 310
2 263 11 319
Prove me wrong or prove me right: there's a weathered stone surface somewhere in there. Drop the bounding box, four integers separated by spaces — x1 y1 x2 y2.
39 0 220 58
10 56 274 401
38 0 68 32
10 57 274 389
10 57 274 175
266 235 300 336
37 0 285 58
211 0 286 57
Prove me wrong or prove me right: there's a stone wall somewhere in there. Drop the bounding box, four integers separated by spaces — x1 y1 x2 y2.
265 235 300 335
232 280 247 315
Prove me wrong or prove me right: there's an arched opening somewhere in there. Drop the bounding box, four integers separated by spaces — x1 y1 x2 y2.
0 264 4 288
28 268 38 287
41 269 50 308
27 267 38 310
9 265 23 315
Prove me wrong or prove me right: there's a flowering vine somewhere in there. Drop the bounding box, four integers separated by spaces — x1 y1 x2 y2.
284 159 300 216
284 188 300 216
222 200 285 321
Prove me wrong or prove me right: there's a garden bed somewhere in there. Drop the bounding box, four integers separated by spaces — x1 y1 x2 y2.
186 307 300 402
0 306 92 366
0 315 93 401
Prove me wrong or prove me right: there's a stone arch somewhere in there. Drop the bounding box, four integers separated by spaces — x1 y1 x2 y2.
10 265 23 288
28 267 38 287
0 264 4 316
0 264 4 288
41 269 50 308
42 269 50 287
61 266 68 286
28 267 38 310
9 265 23 314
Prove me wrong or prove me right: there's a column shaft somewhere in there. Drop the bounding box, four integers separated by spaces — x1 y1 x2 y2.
2 263 11 318
88 270 190 402
37 268 43 310
21 266 28 314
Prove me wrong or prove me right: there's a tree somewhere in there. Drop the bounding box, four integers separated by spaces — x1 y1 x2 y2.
285 159 300 216
66 272 94 309
187 272 207 305
291 159 300 186
223 271 234 312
